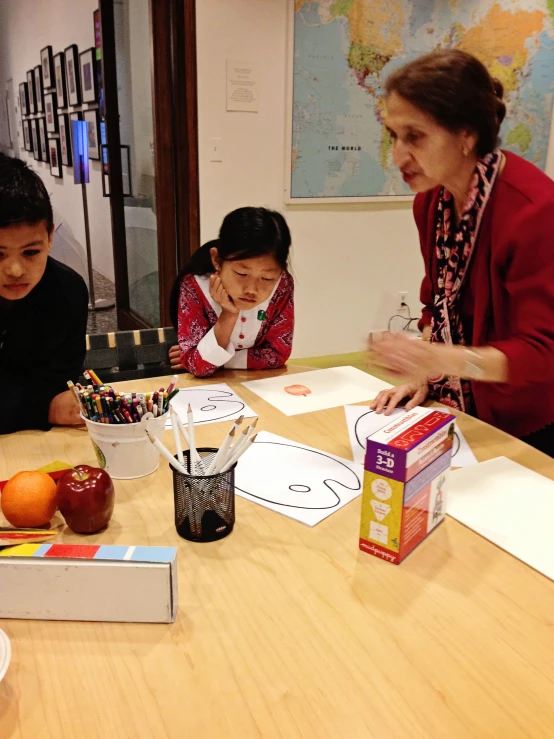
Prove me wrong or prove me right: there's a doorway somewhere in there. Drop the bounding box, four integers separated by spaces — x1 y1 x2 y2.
99 0 200 330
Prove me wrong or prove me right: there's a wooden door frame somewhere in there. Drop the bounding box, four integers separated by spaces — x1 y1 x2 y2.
99 0 199 330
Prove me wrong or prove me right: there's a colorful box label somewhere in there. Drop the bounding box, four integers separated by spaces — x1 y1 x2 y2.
360 408 454 565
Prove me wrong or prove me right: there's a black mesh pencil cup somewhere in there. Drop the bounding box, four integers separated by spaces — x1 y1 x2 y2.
172 448 236 542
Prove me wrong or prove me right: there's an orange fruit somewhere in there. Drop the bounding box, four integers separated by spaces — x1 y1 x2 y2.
1 471 58 528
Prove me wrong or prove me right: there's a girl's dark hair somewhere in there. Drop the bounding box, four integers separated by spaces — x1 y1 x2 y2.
385 49 506 157
170 206 291 329
0 153 54 232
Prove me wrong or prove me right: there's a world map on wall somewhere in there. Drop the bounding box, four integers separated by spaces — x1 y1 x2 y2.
290 0 554 200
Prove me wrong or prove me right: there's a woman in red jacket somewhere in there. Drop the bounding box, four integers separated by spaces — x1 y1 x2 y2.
371 49 554 456
169 207 294 378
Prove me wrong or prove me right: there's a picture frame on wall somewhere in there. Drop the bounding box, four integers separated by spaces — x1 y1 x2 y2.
19 82 29 116
26 70 36 114
64 45 81 106
58 113 72 167
34 65 44 113
79 48 98 104
53 52 67 109
84 108 100 160
44 92 58 134
48 138 62 177
22 119 32 152
38 117 49 162
40 45 55 89
31 119 41 161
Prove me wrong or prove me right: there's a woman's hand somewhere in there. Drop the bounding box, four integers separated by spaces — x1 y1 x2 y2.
210 273 239 315
371 381 429 415
48 390 83 426
371 332 438 378
169 345 183 370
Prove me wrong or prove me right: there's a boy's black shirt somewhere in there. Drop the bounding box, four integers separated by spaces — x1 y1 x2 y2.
0 257 88 434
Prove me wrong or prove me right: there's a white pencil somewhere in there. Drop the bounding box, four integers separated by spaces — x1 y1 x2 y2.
187 404 201 473
170 405 190 447
207 427 236 475
147 431 187 475
171 408 185 466
229 417 258 460
221 433 258 473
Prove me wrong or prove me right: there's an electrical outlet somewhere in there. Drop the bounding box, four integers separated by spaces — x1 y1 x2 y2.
398 291 409 315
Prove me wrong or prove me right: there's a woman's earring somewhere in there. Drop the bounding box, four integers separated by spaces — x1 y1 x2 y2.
463 146 469 157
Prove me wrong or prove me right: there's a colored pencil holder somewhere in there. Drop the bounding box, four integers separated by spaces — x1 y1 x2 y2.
82 413 167 480
171 448 236 543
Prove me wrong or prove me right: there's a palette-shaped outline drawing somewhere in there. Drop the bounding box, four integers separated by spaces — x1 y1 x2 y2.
235 440 361 511
167 385 256 426
354 410 461 461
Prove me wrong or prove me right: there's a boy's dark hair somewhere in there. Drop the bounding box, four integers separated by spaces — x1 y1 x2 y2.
385 49 506 157
0 153 54 233
169 206 291 329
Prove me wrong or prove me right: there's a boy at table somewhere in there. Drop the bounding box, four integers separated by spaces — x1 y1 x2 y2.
0 154 88 434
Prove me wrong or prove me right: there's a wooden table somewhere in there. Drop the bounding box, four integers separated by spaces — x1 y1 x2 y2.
1 365 554 739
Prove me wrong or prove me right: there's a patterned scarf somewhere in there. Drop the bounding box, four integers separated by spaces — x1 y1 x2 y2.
428 149 501 412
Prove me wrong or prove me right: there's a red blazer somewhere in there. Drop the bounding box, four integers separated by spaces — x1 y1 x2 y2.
177 271 294 377
415 151 554 438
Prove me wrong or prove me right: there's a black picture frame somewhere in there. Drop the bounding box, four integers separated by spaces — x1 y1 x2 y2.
48 137 62 177
31 119 41 161
38 117 49 162
64 44 81 106
19 82 29 116
84 108 100 160
22 119 32 152
58 113 72 167
40 45 55 89
53 52 67 109
34 65 44 113
79 47 98 104
26 70 36 114
44 92 58 134
69 110 82 161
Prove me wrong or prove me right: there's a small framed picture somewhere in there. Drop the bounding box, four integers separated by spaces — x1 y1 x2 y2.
84 108 100 160
58 113 72 167
31 120 41 161
49 138 62 177
34 65 44 113
38 118 49 162
53 52 67 109
40 46 55 89
44 92 58 133
22 119 32 152
19 82 29 116
79 48 98 104
64 45 81 106
26 70 36 114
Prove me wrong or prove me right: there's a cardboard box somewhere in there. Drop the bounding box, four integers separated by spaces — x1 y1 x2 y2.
0 543 178 623
359 408 455 564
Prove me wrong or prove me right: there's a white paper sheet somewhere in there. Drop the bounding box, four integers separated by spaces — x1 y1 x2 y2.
165 384 256 427
344 405 478 468
241 367 392 417
234 431 363 526
448 457 554 581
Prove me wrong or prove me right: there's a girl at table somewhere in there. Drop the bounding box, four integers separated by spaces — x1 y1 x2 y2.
169 207 294 378
370 50 554 456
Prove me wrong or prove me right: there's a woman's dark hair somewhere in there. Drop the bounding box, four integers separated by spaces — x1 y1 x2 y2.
0 153 54 232
385 49 506 157
169 206 291 329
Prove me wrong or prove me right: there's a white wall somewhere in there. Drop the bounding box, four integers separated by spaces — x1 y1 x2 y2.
196 0 554 358
0 0 115 282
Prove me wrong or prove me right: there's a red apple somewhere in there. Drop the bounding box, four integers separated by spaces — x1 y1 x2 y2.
57 465 115 534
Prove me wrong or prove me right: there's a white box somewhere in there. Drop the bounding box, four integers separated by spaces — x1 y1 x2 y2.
0 544 178 623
